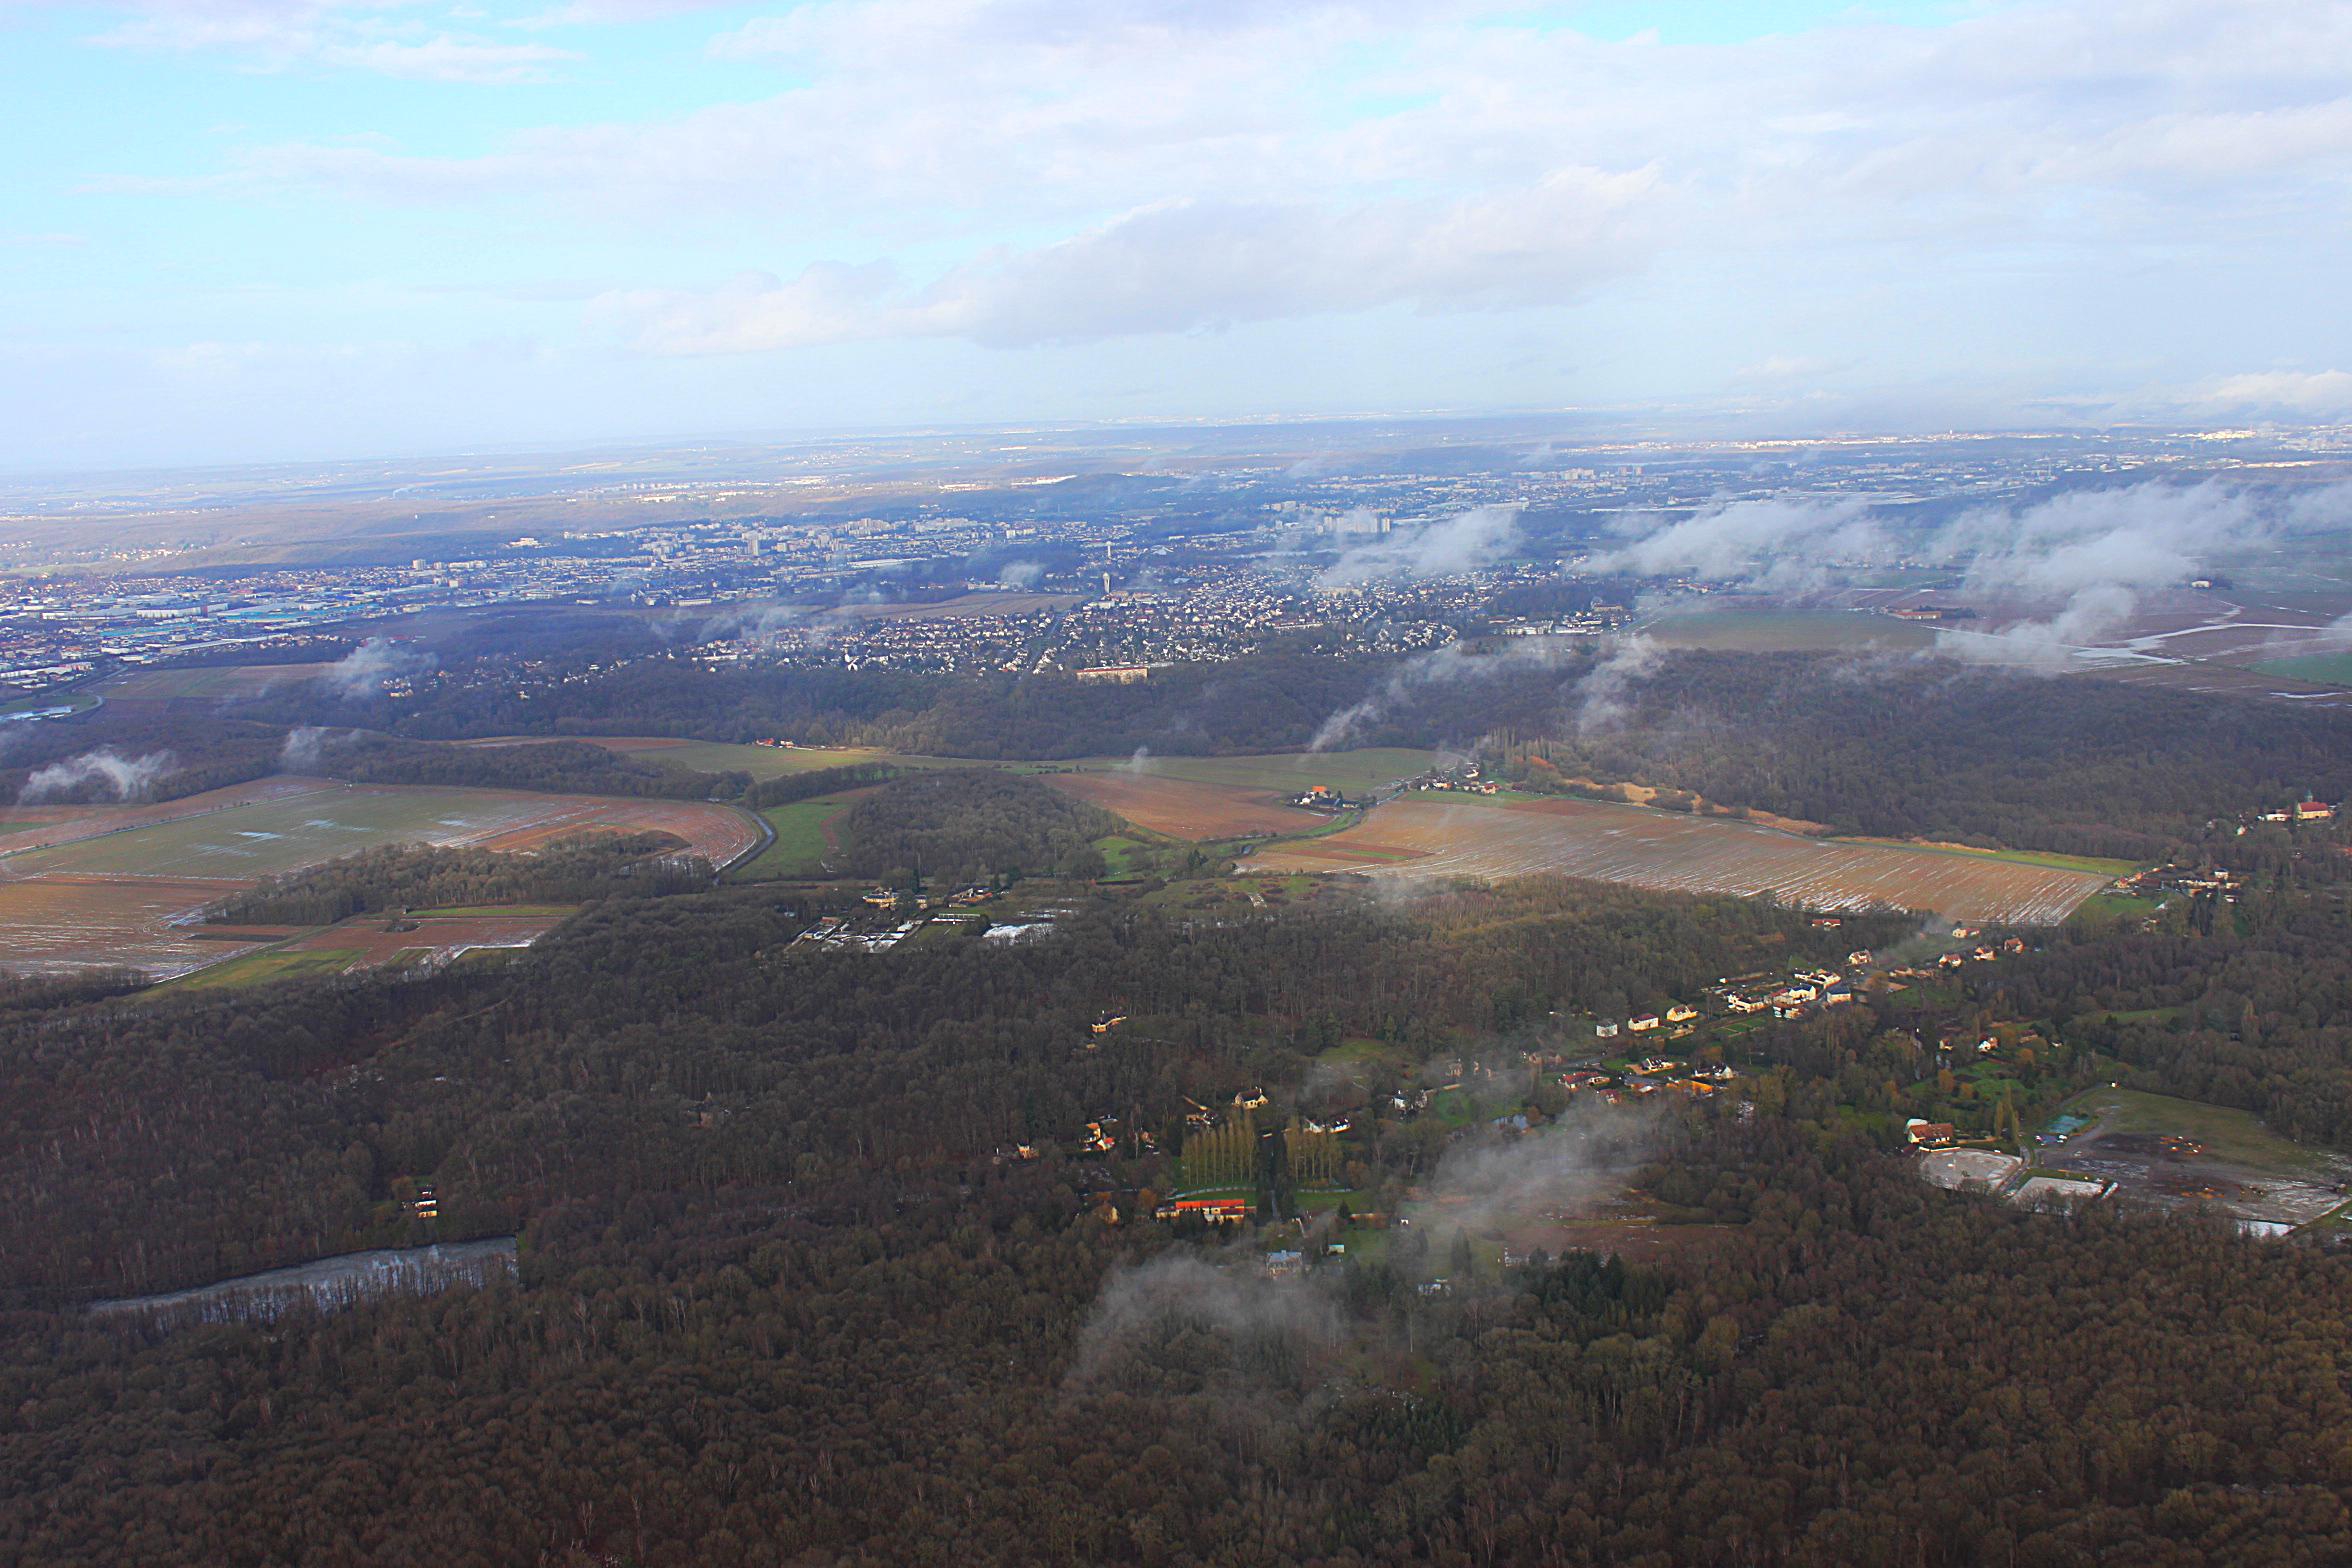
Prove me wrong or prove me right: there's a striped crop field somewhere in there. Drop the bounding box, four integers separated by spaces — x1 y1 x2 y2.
1248 796 2113 924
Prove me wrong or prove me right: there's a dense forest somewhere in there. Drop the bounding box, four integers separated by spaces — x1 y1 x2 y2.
234 650 1382 759
7 865 2352 1563
1498 652 2352 860
0 708 285 805
0 879 1893 1302
326 736 735 800
742 759 902 809
1969 895 2352 1147
833 770 1124 885
208 834 713 927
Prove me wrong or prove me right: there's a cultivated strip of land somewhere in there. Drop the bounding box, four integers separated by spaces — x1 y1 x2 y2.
1250 795 2113 923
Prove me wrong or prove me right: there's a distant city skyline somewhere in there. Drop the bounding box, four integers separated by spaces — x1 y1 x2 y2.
4 0 2350 471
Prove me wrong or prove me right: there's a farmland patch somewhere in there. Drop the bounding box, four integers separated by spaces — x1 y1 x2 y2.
0 779 753 977
1249 795 2111 923
102 663 336 701
1098 748 1440 796
1045 771 1321 840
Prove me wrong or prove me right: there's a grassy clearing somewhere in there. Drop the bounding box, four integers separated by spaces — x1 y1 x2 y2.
1094 834 1161 879
1426 1089 1484 1129
2250 652 2352 688
1082 748 1440 796
1319 1036 1408 1070
1293 1189 1361 1213
170 947 359 991
598 740 893 779
2056 1086 2331 1176
410 903 577 918
2068 891 2155 930
0 689 100 716
732 795 859 881
1832 838 2142 879
7 783 751 880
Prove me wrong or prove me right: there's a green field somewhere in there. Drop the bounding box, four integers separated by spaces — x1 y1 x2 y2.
0 689 100 717
1639 610 1938 654
1094 833 1163 879
2052 1087 2330 1176
1088 748 1440 795
1318 1035 1410 1070
606 740 893 779
2250 652 2352 688
167 947 360 991
1832 838 2142 880
582 739 1015 779
411 903 578 918
2067 891 2156 930
732 795 858 880
0 785 591 880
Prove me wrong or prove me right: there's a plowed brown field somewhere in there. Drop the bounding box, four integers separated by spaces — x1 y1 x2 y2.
1250 796 2110 924
1045 772 1324 839
0 876 273 975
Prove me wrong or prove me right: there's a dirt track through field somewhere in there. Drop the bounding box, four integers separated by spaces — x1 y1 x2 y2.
1250 796 2111 923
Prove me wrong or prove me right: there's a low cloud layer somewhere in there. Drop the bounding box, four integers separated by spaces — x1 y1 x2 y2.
1585 497 1885 594
1925 482 2280 668
277 726 351 772
321 638 431 696
1067 1251 1340 1388
2204 369 2352 416
1405 1100 1661 1244
19 747 175 803
1319 505 1524 589
1595 479 2351 671
1311 636 1570 751
1572 634 1664 735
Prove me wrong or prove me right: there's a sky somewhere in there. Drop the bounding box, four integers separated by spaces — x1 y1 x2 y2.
2 0 2349 472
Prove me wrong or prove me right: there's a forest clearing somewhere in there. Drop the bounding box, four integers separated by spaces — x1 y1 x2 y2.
1249 795 2114 923
99 664 336 701
2024 1088 2352 1231
173 908 573 990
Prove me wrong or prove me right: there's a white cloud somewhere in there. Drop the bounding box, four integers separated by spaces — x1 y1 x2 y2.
155 0 2352 256
30 0 2352 454
2204 369 2352 415
1319 504 1525 589
84 3 581 83
1932 482 2310 668
1587 496 1887 593
1572 634 1663 735
1942 482 2265 596
18 747 176 803
596 171 1651 353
